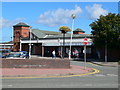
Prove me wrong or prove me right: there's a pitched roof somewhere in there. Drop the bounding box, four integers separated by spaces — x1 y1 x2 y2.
13 22 30 27
31 29 93 39
45 33 93 39
21 28 93 40
32 29 61 35
32 29 46 38
74 28 85 32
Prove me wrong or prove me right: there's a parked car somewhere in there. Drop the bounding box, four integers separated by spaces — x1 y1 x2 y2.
0 52 7 58
0 49 11 58
19 51 29 58
6 52 25 59
6 51 29 59
6 53 24 59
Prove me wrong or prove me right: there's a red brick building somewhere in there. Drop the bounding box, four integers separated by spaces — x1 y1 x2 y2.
12 22 120 61
13 22 30 51
73 28 85 34
12 22 93 58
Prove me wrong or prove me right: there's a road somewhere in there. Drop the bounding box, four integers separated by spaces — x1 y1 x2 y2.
2 61 118 88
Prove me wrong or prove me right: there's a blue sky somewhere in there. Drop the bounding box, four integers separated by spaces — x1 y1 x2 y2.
1 2 118 42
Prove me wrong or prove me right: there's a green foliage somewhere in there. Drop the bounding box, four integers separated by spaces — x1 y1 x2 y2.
90 13 120 49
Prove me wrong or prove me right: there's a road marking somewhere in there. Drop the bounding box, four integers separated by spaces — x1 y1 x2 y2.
1 68 100 79
94 74 105 77
2 85 13 87
84 84 93 86
107 74 118 77
7 85 13 87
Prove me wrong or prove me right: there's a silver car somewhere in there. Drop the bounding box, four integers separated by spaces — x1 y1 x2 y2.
6 52 26 59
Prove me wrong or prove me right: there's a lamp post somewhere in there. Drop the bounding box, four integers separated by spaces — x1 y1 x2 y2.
11 37 12 41
69 14 76 60
11 37 13 49
29 26 32 59
20 36 22 51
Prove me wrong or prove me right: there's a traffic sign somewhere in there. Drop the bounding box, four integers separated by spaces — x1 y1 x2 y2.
84 38 88 45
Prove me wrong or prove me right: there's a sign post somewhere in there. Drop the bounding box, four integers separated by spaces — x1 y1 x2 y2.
84 38 88 69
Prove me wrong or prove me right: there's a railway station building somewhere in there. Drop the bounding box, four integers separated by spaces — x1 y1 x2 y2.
13 22 94 58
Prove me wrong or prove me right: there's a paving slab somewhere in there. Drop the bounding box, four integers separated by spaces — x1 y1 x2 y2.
2 65 93 77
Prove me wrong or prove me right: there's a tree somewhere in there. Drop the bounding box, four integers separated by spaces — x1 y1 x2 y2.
90 13 120 49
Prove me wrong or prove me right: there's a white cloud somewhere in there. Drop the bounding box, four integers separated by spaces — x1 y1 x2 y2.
86 4 108 19
37 5 82 27
0 17 25 28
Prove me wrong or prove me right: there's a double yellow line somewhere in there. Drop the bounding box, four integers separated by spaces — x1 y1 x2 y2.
1 68 100 79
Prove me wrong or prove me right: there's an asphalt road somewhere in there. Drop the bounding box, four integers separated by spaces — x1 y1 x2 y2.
2 61 118 88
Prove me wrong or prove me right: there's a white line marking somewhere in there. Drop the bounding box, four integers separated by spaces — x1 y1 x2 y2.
107 74 118 76
2 84 13 87
94 74 105 77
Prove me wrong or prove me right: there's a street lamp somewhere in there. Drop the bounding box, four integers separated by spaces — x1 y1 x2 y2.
11 37 13 49
69 14 76 60
20 36 22 51
29 26 32 59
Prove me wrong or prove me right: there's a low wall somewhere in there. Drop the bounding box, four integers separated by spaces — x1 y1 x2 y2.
1 58 70 68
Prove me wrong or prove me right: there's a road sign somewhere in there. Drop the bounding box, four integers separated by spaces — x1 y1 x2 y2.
84 38 88 45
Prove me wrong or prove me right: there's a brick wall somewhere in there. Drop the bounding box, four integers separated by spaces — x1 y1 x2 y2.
21 26 29 38
2 59 70 68
73 31 85 34
13 26 29 51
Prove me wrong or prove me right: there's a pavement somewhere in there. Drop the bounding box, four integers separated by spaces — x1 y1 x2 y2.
87 58 119 67
73 58 119 67
32 55 119 65
90 62 119 67
1 56 98 78
2 65 96 78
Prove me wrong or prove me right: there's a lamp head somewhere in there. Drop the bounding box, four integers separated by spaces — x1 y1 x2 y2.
71 14 76 19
